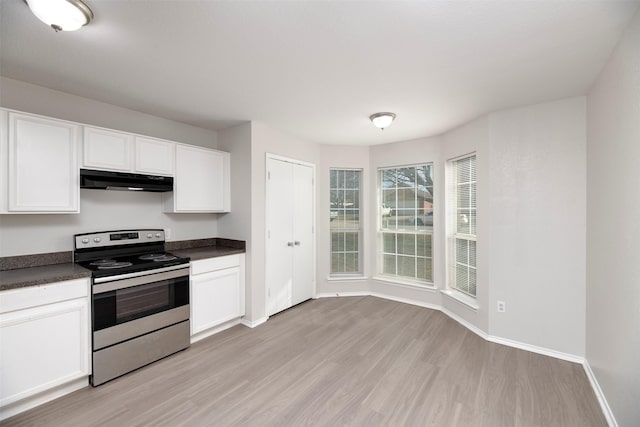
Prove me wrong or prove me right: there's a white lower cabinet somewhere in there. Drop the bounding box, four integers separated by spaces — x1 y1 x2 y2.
0 279 90 421
190 254 245 342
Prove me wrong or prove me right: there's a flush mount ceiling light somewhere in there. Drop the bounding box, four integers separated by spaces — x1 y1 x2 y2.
370 112 396 130
25 0 94 32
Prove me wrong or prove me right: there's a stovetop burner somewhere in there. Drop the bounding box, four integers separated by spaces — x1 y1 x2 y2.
139 253 178 262
90 259 117 266
97 261 134 269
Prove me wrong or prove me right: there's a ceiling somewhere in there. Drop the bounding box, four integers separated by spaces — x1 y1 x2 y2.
1 1 638 146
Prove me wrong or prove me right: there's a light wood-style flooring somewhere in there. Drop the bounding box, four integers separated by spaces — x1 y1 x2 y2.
5 296 606 426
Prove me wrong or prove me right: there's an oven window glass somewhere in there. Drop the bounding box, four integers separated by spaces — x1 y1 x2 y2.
93 275 188 331
116 282 170 321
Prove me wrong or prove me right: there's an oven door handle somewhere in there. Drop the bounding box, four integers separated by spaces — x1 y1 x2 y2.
94 263 189 284
93 265 189 295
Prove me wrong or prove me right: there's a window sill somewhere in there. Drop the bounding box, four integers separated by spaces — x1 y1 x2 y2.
372 275 437 291
326 275 368 282
440 289 479 312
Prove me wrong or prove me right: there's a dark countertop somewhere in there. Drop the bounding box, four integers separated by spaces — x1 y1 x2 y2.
0 238 246 292
0 263 92 291
166 237 245 261
170 245 245 261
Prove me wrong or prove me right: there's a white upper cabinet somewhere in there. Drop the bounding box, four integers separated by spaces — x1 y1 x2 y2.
83 127 132 171
83 127 174 176
0 109 229 215
164 144 230 213
3 111 80 213
134 136 174 176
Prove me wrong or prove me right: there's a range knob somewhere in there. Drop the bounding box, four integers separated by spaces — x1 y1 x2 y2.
147 233 153 239
81 238 89 244
155 232 162 238
93 237 101 243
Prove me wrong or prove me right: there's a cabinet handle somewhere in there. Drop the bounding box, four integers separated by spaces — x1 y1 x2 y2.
294 241 301 246
287 242 294 247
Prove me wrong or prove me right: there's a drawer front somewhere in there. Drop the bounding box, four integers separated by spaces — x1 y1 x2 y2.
0 278 89 314
190 254 240 275
92 320 189 386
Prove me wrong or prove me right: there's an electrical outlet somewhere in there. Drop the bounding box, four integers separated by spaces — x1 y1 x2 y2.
165 228 171 240
497 301 506 313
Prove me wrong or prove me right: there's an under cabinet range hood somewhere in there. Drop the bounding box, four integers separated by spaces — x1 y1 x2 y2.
80 169 173 192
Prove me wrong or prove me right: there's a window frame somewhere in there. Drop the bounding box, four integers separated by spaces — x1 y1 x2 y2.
329 168 363 277
448 153 477 298
377 163 434 286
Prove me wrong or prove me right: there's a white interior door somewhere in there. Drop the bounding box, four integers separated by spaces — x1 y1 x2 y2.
266 156 315 317
292 163 314 306
266 158 294 316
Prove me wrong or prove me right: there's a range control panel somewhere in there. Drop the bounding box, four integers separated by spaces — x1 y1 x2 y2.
74 229 165 249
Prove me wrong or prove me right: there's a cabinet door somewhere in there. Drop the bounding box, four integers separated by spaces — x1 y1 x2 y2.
265 159 294 316
83 126 132 172
191 267 241 335
0 298 90 408
8 113 79 212
291 163 314 306
168 145 230 212
135 136 174 176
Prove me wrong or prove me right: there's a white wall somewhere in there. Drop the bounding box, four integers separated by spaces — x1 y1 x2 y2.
369 136 443 307
249 122 320 322
0 191 218 256
587 9 640 427
441 117 491 333
316 144 371 295
217 123 253 317
0 77 218 149
488 97 587 357
0 77 221 257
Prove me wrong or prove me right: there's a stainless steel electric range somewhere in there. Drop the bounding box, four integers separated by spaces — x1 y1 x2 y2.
74 229 190 386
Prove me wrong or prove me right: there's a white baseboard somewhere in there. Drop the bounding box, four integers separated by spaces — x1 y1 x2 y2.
369 291 441 311
583 360 618 427
486 334 585 364
0 377 88 422
440 306 489 340
191 318 242 344
332 290 587 364
240 316 268 328
315 291 370 299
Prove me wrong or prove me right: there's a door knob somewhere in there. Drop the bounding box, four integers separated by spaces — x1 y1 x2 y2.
287 242 294 247
294 241 301 246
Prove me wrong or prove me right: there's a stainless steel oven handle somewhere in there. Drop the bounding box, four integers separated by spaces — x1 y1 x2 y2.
94 263 189 284
93 266 190 295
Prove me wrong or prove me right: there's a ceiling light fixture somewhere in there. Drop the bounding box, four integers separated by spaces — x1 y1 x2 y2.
370 112 396 130
25 0 94 32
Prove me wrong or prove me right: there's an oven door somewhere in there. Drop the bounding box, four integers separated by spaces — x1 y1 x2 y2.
92 265 189 350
